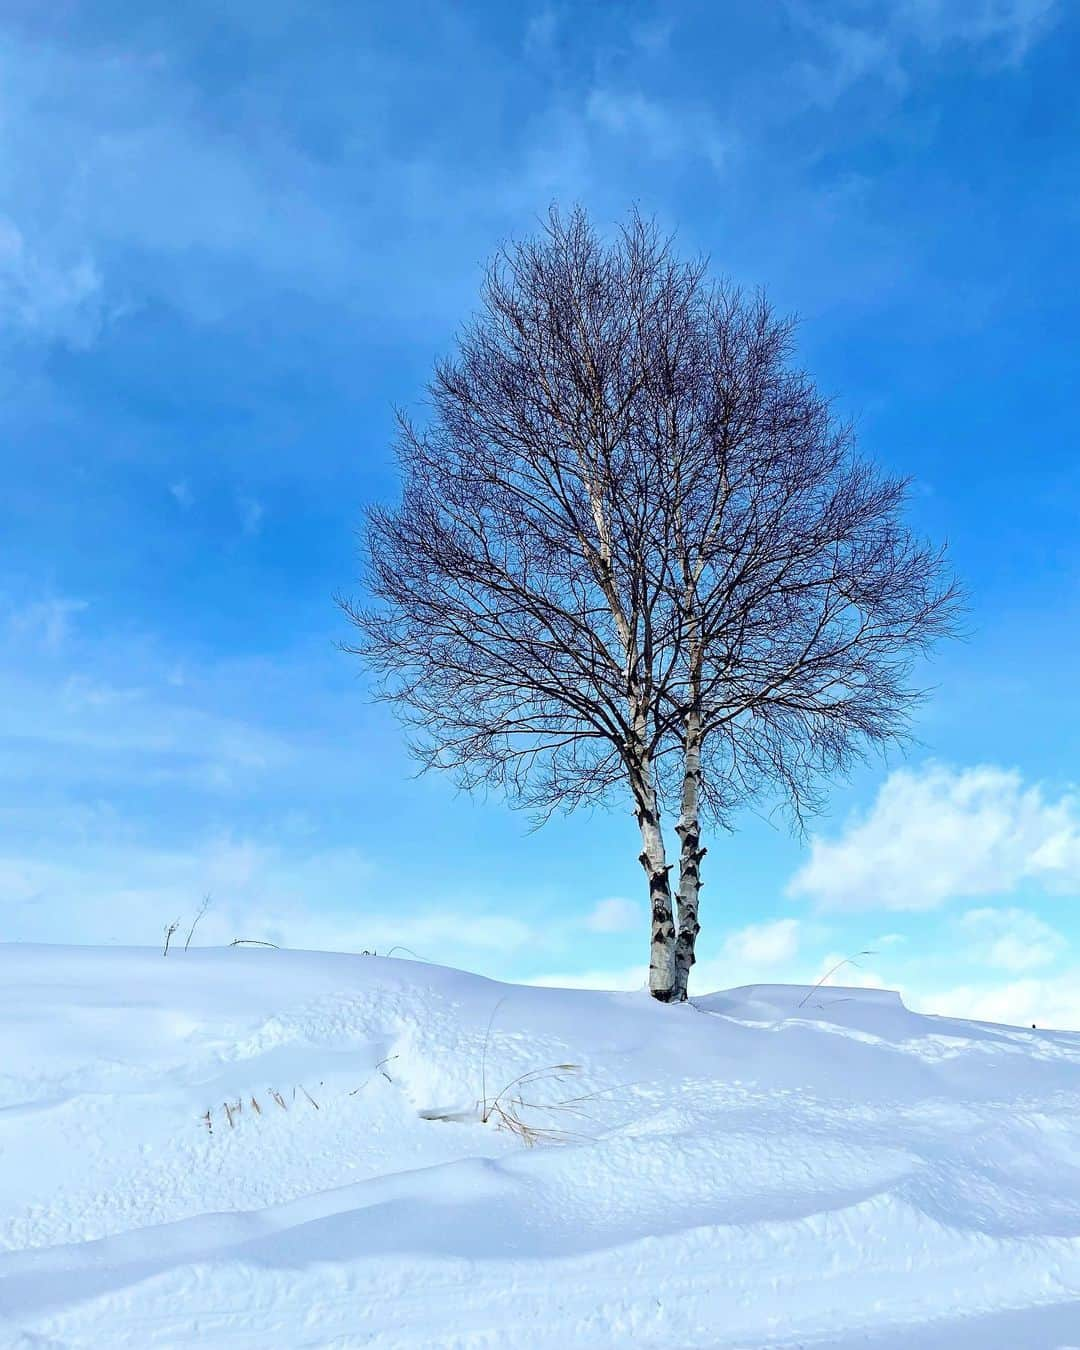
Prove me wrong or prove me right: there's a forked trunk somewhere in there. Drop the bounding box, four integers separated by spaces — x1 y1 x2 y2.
673 715 705 1002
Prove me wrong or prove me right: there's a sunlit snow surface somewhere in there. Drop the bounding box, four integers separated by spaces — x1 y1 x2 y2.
2 945 1080 1348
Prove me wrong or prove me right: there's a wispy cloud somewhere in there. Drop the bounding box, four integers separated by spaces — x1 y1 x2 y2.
0 827 551 970
239 496 265 536
169 480 194 509
0 216 103 344
787 0 1060 105
957 906 1066 971
0 662 292 797
722 918 801 967
789 765 1080 911
5 596 88 652
904 0 1060 60
523 6 559 60
584 896 639 933
585 88 732 171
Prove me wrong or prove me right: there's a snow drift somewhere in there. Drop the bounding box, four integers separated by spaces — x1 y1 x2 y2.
2 944 1080 1347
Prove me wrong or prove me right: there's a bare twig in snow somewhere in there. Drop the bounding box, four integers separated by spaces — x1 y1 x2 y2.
797 951 877 1009
349 1054 399 1095
229 938 280 949
163 919 180 957
480 997 507 1118
185 894 211 951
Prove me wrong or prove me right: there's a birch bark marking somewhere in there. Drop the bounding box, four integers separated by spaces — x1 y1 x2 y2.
673 707 706 1002
672 485 707 1002
632 759 676 1001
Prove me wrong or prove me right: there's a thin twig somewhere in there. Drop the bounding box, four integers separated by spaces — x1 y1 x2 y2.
479 996 507 1120
185 894 211 951
229 938 280 949
163 919 180 957
797 951 877 1009
349 1054 399 1095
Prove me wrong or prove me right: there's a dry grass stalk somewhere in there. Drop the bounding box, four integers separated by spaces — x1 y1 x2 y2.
163 919 180 957
185 894 211 951
349 1054 398 1096
796 950 878 1010
479 1064 588 1146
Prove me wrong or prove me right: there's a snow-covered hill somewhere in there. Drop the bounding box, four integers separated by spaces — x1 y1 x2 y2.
2 945 1080 1348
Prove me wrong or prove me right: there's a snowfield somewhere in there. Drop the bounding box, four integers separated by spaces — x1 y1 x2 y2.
2 946 1080 1347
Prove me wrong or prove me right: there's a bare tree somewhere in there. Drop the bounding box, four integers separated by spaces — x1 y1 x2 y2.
341 207 960 1002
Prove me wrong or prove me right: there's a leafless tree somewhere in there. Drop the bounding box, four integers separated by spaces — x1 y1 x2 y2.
341 207 961 1002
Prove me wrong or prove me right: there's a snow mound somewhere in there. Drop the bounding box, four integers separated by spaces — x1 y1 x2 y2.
2 944 1080 1348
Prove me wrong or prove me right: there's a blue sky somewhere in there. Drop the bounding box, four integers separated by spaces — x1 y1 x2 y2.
3 0 1080 1025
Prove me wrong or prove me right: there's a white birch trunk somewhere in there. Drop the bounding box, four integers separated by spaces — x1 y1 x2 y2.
673 711 706 1002
631 759 676 1001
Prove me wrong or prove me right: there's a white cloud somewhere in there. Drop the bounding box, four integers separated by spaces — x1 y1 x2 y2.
584 896 639 934
958 906 1065 972
585 89 731 171
722 918 801 967
905 0 1059 60
0 662 292 797
0 216 103 344
0 33 366 342
523 7 558 59
789 765 1080 911
239 496 265 536
910 971 1080 1030
793 16 907 105
5 596 88 652
788 0 1059 106
0 831 543 966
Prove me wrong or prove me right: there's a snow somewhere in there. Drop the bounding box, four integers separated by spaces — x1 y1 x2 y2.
2 945 1080 1347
